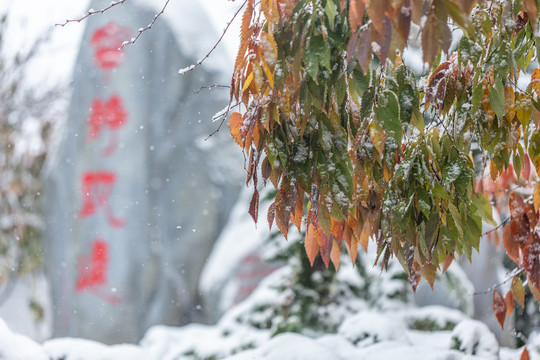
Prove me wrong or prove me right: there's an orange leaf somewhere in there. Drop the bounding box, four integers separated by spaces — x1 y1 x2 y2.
493 289 507 329
505 290 514 316
521 347 530 360
344 225 359 264
330 238 341 270
349 0 365 32
490 160 499 182
305 223 319 267
442 254 454 273
503 223 520 264
229 112 244 147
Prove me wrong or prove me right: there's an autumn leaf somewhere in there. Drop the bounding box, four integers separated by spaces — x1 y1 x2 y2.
493 289 507 329
505 290 514 317
330 238 341 270
249 189 259 223
319 230 333 269
349 0 365 32
368 0 388 37
503 224 520 264
523 232 540 289
229 112 244 147
422 2 451 65
511 276 525 308
305 223 319 266
521 347 530 360
505 86 516 122
356 28 372 74
534 181 540 212
344 225 358 264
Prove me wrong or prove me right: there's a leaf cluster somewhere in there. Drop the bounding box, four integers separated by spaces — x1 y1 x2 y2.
228 0 540 297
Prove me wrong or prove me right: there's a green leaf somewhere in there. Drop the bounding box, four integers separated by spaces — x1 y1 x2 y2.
325 0 337 30
411 107 425 135
432 183 450 200
376 90 402 144
471 193 496 226
488 77 505 119
448 202 463 238
417 186 431 217
471 80 483 114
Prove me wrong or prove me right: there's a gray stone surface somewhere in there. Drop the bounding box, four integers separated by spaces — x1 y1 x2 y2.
44 0 240 344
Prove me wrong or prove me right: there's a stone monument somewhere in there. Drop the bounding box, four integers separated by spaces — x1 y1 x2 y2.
44 0 240 344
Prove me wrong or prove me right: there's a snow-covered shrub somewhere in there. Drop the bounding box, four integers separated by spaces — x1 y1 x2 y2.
450 320 499 358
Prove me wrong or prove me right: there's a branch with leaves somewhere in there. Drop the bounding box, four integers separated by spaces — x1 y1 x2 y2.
226 0 540 320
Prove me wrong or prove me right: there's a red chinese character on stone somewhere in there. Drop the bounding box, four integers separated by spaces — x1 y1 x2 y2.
91 22 132 71
87 95 127 156
79 171 126 228
76 239 120 305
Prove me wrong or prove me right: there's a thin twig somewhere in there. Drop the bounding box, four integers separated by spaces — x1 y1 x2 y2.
482 216 510 236
179 0 248 75
205 101 240 140
472 267 523 295
194 84 230 94
120 0 170 48
55 0 127 26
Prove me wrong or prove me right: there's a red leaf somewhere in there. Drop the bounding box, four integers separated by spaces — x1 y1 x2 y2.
371 15 392 67
511 213 531 248
509 192 526 219
356 28 372 74
249 189 259 224
319 230 333 269
267 202 275 230
346 31 359 64
340 0 347 13
261 156 272 185
368 0 388 37
523 232 540 289
493 289 507 329
397 0 412 43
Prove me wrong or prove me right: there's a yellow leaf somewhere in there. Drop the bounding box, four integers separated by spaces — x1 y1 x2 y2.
516 93 532 127
531 68 540 98
505 86 516 122
534 182 540 212
242 72 254 93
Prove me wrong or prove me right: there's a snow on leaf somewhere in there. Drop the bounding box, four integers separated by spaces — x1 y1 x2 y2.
493 289 506 329
523 232 540 289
